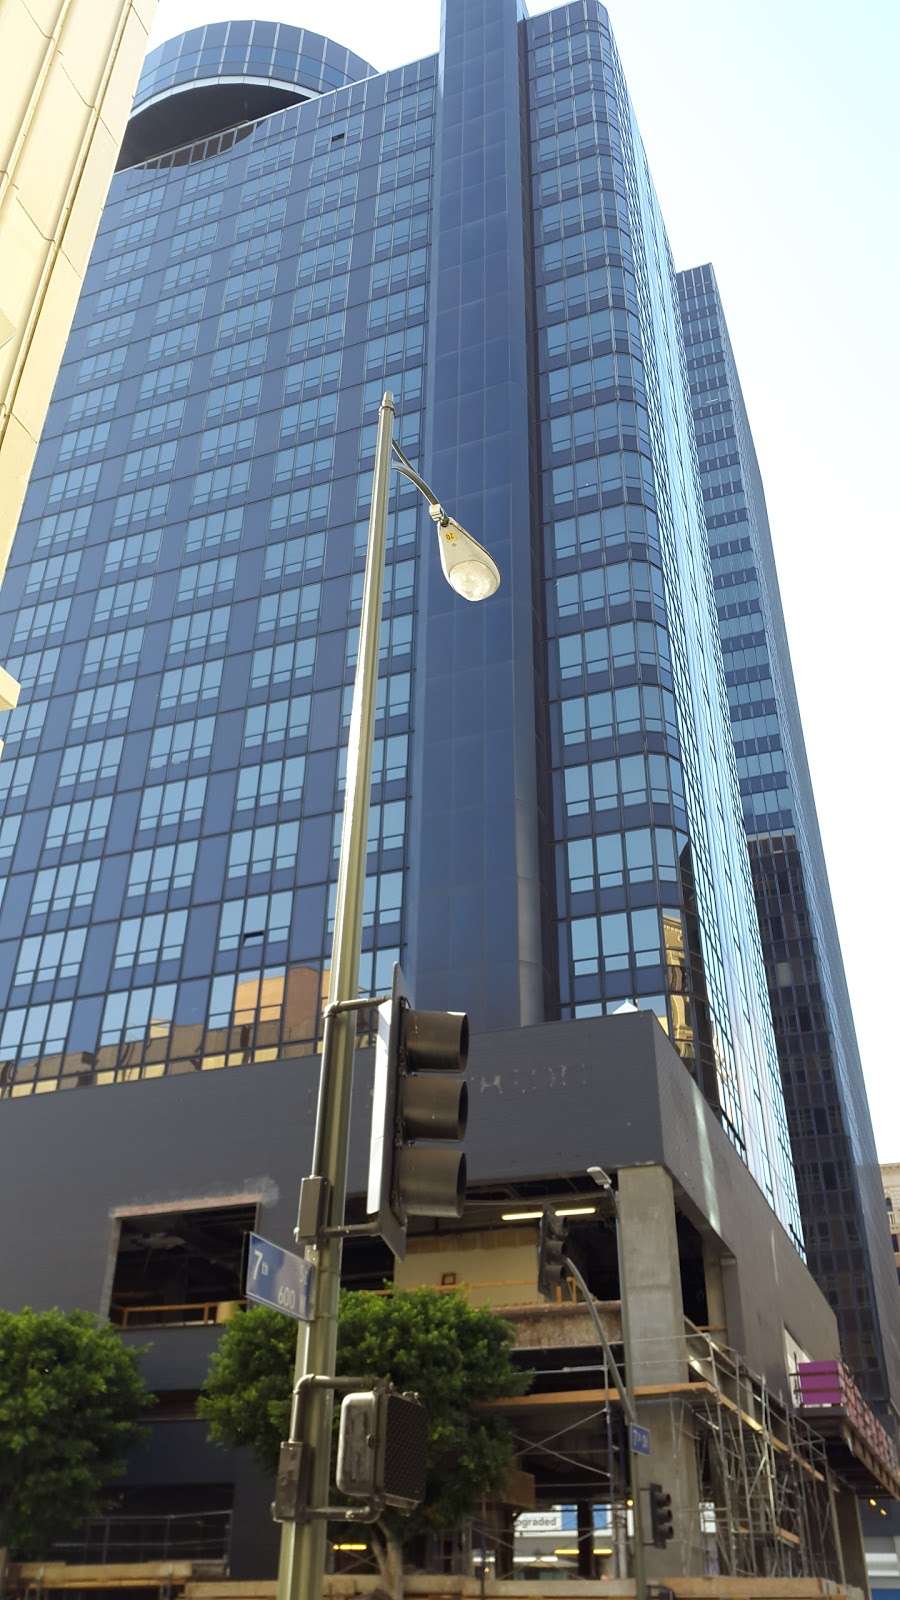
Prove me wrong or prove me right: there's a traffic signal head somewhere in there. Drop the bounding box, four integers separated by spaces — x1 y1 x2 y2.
368 964 469 1259
537 1207 569 1299
337 1387 428 1511
649 1482 674 1547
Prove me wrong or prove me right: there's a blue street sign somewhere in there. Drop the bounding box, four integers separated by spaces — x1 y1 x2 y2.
246 1232 314 1322
630 1423 651 1456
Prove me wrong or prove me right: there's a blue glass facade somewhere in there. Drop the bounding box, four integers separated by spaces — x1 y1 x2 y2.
526 4 799 1240
118 23 376 170
0 1 799 1248
407 0 547 1029
678 262 900 1418
132 21 374 110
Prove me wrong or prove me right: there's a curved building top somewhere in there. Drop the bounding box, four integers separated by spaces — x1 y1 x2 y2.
118 20 376 168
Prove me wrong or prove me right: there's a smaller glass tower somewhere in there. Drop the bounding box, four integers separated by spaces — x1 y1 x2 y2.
678 261 900 1421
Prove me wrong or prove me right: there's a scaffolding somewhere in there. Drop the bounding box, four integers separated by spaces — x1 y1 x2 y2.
486 1312 846 1583
686 1328 841 1581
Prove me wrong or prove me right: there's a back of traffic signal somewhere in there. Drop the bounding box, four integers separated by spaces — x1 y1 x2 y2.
367 964 469 1258
537 1207 570 1298
648 1482 674 1547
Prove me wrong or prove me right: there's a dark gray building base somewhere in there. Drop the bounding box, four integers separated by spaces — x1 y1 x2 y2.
0 1013 851 1577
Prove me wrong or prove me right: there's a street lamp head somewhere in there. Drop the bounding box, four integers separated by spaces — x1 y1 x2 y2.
428 504 501 602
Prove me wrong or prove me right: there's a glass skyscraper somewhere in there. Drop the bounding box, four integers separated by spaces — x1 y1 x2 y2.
0 1 801 1250
678 262 900 1419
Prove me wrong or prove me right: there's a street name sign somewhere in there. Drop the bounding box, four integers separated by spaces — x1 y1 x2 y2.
246 1232 314 1322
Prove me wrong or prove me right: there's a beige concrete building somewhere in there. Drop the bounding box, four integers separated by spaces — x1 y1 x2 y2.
0 0 155 717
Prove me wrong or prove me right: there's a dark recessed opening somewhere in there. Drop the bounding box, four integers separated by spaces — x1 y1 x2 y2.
110 1202 257 1327
676 1210 710 1327
116 81 309 171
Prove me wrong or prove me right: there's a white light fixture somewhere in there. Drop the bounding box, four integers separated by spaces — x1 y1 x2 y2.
500 1204 597 1222
429 504 501 602
390 439 502 603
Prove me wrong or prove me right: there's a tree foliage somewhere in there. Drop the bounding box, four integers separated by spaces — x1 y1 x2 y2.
0 1308 151 1558
336 1289 528 1532
199 1288 530 1588
196 1298 296 1469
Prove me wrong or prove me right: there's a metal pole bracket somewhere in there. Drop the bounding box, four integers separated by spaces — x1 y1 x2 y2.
274 1375 385 1526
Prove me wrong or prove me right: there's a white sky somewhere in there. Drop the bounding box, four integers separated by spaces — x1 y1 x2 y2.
146 0 900 1161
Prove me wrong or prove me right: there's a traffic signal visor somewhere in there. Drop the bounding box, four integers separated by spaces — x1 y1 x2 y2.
367 964 469 1259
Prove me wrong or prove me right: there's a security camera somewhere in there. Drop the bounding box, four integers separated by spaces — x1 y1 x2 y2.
587 1166 613 1190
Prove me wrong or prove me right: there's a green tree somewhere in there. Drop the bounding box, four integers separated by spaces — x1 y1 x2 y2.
0 1307 151 1558
199 1288 529 1597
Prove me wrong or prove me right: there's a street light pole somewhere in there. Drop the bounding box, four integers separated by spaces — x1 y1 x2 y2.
276 390 396 1600
276 393 500 1600
586 1170 647 1600
561 1251 645 1595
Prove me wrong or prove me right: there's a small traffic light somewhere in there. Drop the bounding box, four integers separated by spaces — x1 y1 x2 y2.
337 1387 428 1511
537 1208 569 1299
368 964 468 1259
648 1482 674 1547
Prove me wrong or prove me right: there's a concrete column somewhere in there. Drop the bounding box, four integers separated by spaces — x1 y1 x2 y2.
833 1486 870 1598
479 1504 514 1579
827 1471 847 1586
576 1500 595 1578
230 1468 279 1579
618 1164 705 1577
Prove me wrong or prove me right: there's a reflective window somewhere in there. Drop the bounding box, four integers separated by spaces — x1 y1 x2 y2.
58 736 124 788
44 796 111 850
234 757 304 812
227 821 300 878
218 891 292 951
243 697 310 748
138 778 207 831
127 841 198 898
114 910 187 969
14 927 86 985
148 717 215 770
100 983 175 1048
71 682 133 732
30 860 99 915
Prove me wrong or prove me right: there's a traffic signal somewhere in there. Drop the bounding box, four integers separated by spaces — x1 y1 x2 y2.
337 1387 428 1511
367 964 469 1259
537 1207 569 1299
648 1482 673 1547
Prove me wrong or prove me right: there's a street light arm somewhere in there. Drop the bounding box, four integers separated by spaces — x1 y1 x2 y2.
563 1250 647 1600
390 436 500 601
563 1253 636 1428
390 440 447 521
